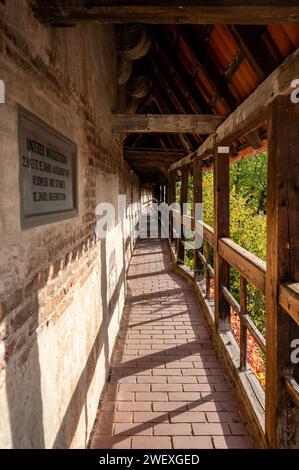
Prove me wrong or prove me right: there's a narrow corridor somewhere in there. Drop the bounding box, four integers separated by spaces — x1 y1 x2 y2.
90 238 251 449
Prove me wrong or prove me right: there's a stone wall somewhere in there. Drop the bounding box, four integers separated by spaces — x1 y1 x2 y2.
0 0 141 448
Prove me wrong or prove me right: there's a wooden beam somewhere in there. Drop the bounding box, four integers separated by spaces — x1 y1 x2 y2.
265 95 299 449
168 171 176 242
193 158 203 277
214 148 230 332
124 147 189 161
30 1 299 25
113 114 224 134
218 238 266 294
279 283 299 326
169 47 299 172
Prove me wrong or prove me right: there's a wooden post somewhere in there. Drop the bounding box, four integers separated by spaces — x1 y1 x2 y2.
214 147 230 331
177 166 189 264
265 95 299 448
168 171 176 241
193 158 203 278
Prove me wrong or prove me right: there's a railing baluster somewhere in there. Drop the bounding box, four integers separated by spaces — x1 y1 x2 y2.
206 241 211 299
240 276 247 371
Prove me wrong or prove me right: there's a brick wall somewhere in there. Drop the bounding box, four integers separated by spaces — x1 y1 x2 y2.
0 0 140 448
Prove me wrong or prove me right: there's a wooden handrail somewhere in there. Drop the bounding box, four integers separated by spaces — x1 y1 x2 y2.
196 220 214 246
218 238 266 294
279 283 299 326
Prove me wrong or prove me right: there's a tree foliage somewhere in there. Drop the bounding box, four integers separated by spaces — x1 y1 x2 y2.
185 152 267 334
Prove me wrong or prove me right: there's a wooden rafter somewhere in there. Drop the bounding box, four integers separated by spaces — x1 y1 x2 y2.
169 47 299 171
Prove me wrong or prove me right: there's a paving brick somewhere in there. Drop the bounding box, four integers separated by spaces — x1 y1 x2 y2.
169 392 201 402
213 436 252 449
90 436 131 449
114 423 153 436
135 392 168 401
206 412 241 423
173 436 213 449
98 411 132 424
192 423 231 435
170 411 206 423
118 402 152 412
133 412 169 423
132 436 172 449
154 423 192 436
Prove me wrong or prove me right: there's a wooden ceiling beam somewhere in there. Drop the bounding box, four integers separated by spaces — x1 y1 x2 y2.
125 147 189 160
113 114 224 134
29 2 299 25
169 47 299 171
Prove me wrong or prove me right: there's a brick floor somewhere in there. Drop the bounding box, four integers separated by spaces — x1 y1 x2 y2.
90 238 251 449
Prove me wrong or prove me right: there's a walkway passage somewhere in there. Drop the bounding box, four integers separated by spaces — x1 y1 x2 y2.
90 238 251 449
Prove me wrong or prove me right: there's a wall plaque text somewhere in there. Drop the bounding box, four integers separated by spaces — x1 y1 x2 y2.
19 107 78 228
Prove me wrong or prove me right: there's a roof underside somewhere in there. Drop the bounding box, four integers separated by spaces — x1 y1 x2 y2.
125 23 299 182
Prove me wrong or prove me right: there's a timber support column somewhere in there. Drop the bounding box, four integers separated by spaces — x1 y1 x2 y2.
168 171 176 241
193 158 203 278
177 166 189 264
214 147 230 331
266 95 299 448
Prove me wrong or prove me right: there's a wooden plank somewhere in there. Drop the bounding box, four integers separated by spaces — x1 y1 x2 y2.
193 158 203 277
30 1 299 25
112 114 224 134
214 149 230 331
218 238 266 294
279 283 299 326
169 47 299 172
177 166 189 263
265 95 299 449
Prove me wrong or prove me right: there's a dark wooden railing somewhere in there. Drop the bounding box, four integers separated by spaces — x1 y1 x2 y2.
170 207 299 447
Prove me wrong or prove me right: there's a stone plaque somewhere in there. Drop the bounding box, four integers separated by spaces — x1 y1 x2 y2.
18 107 78 228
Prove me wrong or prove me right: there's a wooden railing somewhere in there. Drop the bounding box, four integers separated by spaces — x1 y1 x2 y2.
170 208 299 443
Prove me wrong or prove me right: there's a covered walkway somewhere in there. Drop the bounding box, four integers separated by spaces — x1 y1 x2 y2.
90 238 251 449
